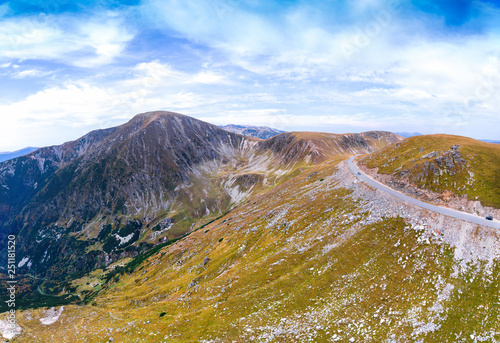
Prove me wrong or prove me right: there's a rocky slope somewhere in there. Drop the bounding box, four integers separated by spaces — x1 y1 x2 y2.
0 127 117 240
220 124 285 139
256 131 402 165
0 147 38 163
5 155 500 342
358 134 500 216
0 112 401 292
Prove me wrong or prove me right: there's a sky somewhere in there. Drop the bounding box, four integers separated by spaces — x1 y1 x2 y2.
0 0 499 151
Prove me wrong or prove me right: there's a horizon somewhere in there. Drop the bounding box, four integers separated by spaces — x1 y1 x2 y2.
2 110 500 154
1 0 500 151
1 110 500 153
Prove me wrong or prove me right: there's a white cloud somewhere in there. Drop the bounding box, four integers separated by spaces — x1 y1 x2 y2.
0 61 240 150
0 12 134 67
1 1 499 150
188 71 228 84
11 68 53 78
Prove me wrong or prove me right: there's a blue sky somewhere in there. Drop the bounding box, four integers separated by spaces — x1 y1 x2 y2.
0 0 499 151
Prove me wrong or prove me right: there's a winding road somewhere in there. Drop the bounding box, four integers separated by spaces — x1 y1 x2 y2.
347 156 500 230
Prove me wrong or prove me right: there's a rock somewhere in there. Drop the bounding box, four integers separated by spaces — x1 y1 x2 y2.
444 155 455 169
422 151 438 159
202 256 211 266
157 217 173 230
451 144 460 151
419 147 424 153
306 172 318 180
429 163 440 175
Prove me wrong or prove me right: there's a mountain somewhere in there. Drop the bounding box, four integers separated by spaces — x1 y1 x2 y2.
2 115 498 342
256 131 402 165
220 124 285 139
358 134 500 214
0 111 401 290
394 132 423 138
7 142 500 342
481 139 500 144
0 147 38 162
0 127 118 224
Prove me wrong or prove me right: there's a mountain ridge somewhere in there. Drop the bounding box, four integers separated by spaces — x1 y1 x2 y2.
220 124 285 139
0 147 38 163
0 111 402 290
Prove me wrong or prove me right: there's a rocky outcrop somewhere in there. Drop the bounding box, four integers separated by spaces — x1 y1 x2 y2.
358 143 500 218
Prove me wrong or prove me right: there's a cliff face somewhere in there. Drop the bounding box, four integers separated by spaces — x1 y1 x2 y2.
0 111 400 282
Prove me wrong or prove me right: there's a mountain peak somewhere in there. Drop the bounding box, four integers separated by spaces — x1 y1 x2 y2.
124 111 188 131
132 110 186 122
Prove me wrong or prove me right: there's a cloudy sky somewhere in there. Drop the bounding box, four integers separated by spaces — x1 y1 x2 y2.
0 0 499 151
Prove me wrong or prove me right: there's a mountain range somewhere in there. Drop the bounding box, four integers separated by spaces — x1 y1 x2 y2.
219 124 285 139
0 147 38 163
0 111 400 284
2 111 500 342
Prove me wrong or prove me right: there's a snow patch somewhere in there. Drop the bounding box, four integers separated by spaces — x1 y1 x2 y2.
40 306 64 325
0 318 21 339
226 185 249 204
115 233 134 246
18 257 29 268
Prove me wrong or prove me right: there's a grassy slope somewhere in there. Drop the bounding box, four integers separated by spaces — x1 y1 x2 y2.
360 134 500 208
11 155 500 343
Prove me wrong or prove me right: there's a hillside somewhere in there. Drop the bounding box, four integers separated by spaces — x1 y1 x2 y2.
256 131 402 165
0 112 401 303
358 134 500 212
5 154 500 342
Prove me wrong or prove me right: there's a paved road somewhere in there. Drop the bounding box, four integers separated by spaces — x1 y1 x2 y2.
347 156 500 230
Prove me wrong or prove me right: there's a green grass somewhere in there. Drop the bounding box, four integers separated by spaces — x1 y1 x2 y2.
360 134 500 208
12 155 500 342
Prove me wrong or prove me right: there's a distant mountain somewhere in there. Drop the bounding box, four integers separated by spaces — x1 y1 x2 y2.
0 147 38 162
394 132 423 138
481 139 500 144
220 124 285 139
